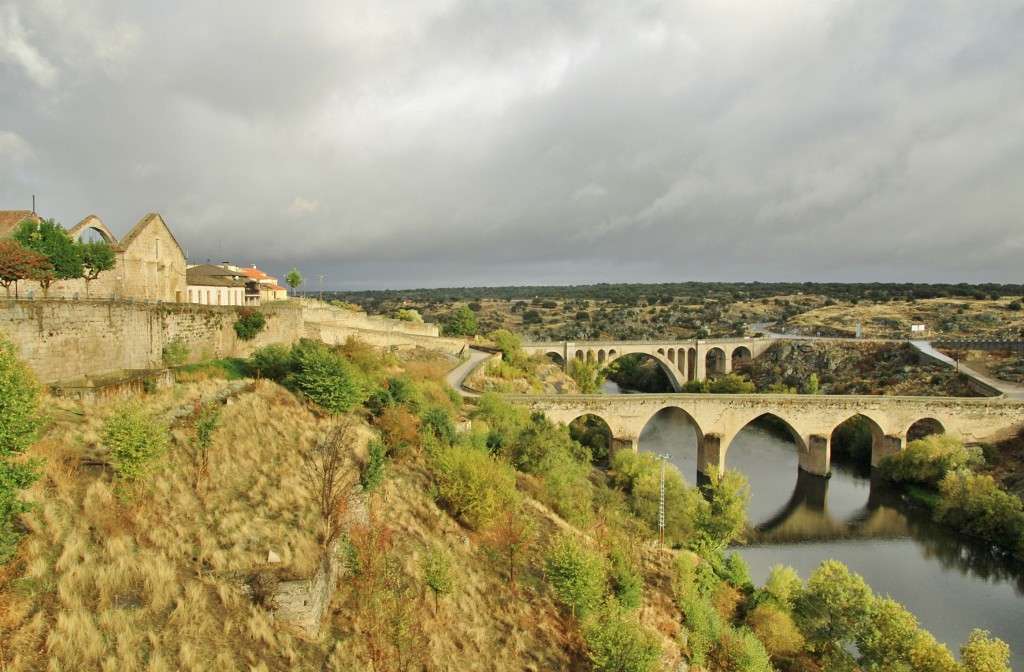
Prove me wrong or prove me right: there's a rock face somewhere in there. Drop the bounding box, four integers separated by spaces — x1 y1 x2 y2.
739 341 979 397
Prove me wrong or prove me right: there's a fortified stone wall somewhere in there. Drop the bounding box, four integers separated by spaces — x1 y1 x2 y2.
0 299 461 383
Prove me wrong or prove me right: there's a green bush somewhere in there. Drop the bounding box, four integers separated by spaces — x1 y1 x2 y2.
233 308 266 340
420 405 457 445
431 442 517 529
879 434 979 486
544 532 607 618
101 403 170 484
360 439 388 493
161 336 189 365
247 343 293 381
0 334 44 563
611 450 698 547
582 599 662 672
935 471 1024 558
292 342 369 413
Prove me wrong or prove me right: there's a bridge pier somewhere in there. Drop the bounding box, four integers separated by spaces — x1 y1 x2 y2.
799 434 831 477
873 434 905 467
610 434 638 455
697 434 724 475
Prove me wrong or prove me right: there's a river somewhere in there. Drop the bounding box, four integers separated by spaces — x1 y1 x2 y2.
605 382 1023 666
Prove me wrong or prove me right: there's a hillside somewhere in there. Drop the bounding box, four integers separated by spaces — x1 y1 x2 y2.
2 337 1017 671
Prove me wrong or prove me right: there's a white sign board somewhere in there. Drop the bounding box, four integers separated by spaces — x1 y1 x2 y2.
910 324 926 332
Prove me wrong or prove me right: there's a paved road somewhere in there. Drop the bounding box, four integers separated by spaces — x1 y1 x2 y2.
445 347 494 397
911 340 1024 400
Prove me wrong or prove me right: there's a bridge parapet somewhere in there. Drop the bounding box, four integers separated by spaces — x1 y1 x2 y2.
520 337 773 388
507 393 1024 477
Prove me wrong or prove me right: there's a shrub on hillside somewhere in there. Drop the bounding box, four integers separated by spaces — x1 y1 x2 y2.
101 403 169 486
581 599 662 672
544 532 607 618
292 341 369 413
247 343 293 381
610 450 698 547
431 442 517 530
0 333 44 563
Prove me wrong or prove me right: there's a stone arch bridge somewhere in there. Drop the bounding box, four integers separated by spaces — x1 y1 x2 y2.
506 393 1024 477
520 338 773 390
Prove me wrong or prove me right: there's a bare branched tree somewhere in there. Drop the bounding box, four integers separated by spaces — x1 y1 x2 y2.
301 418 361 551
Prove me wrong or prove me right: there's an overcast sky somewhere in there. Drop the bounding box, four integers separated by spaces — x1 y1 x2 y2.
2 1 1022 290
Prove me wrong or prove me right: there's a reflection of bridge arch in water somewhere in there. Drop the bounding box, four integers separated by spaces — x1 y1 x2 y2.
749 470 912 543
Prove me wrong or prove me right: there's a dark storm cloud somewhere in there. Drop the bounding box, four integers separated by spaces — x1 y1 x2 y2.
1 0 1022 289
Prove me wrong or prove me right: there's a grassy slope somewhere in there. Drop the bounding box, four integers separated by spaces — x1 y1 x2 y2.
1 372 690 671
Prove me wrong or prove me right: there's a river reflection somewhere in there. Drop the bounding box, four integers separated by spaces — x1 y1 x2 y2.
632 404 1024 666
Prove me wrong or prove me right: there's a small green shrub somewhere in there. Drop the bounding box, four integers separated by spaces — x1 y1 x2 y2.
247 343 292 381
101 403 170 486
360 439 388 492
879 434 978 486
419 546 454 609
544 532 607 618
582 599 661 672
292 342 368 413
431 442 517 529
161 336 190 365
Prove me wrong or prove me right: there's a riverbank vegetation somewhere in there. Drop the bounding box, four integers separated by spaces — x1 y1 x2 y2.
880 432 1024 563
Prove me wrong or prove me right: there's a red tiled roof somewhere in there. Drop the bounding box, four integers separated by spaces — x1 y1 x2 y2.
0 210 39 239
237 266 277 283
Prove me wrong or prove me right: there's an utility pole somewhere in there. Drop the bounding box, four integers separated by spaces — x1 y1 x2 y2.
318 274 325 303
658 453 670 548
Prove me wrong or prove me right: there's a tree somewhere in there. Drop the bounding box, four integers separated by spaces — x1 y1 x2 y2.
79 240 115 297
794 560 872 667
691 466 750 554
0 239 52 298
419 546 454 611
443 305 479 337
484 507 537 589
856 596 919 670
959 629 1011 672
301 419 360 550
285 267 303 297
544 532 607 618
0 333 44 563
13 218 83 296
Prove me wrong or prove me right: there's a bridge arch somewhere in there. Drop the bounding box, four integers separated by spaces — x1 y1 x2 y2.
731 346 752 371
830 413 886 469
908 417 945 442
705 347 727 378
719 413 808 473
545 350 565 367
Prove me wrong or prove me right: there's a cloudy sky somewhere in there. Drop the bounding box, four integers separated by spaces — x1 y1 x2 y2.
2 1 1022 290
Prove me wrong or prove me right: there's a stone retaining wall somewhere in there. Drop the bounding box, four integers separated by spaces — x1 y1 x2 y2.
0 298 463 383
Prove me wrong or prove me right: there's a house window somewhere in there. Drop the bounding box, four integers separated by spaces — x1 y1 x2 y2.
189 289 193 303
155 238 160 259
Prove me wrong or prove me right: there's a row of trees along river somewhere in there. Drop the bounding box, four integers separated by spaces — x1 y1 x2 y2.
601 378 1023 668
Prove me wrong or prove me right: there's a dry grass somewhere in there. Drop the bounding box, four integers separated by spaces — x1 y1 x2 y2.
3 370 690 671
1 379 339 671
782 297 1024 339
